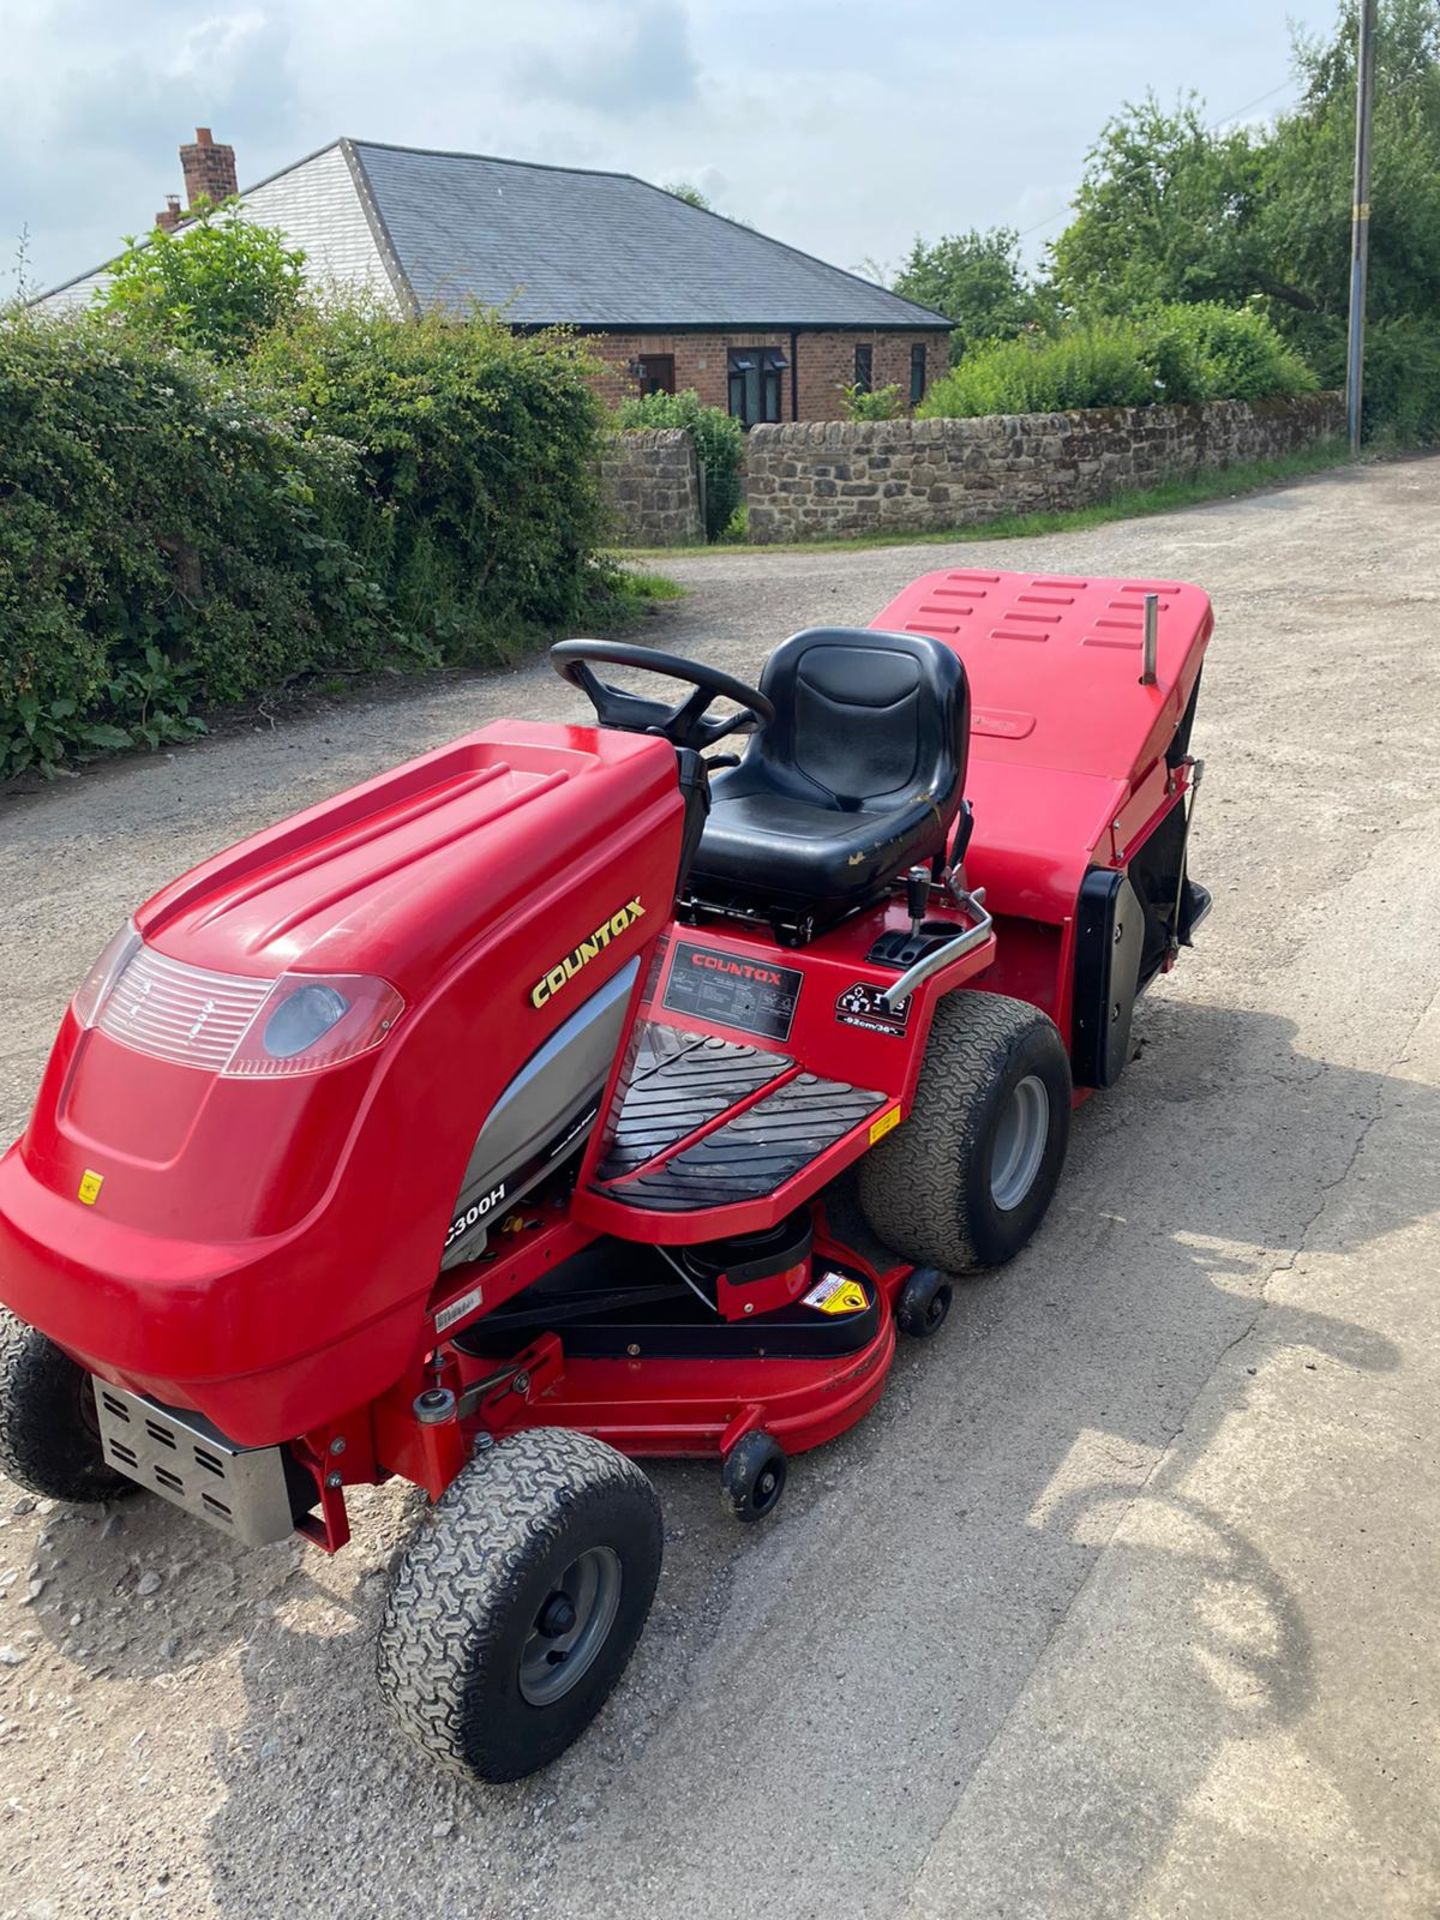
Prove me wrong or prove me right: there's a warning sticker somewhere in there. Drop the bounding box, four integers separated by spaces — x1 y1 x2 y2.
802 1271 870 1317
868 1106 901 1145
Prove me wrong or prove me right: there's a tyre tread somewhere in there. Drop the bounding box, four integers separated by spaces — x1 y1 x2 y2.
376 1428 660 1780
858 990 1068 1271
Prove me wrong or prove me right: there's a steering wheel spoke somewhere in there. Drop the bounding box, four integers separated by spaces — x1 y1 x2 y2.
549 641 774 751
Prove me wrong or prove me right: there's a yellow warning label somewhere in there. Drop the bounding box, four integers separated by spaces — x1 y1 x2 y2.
802 1271 870 1316
820 1279 869 1316
77 1169 104 1206
869 1106 901 1145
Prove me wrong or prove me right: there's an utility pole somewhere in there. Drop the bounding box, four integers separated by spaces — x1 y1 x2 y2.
1346 0 1378 453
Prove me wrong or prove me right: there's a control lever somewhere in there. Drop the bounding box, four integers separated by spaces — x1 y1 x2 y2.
905 865 931 933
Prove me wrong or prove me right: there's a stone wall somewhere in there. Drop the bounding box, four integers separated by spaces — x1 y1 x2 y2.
744 393 1345 543
599 428 704 547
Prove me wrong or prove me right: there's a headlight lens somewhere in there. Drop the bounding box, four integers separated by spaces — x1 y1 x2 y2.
261 983 351 1060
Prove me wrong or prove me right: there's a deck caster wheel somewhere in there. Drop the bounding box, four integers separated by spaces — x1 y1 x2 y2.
895 1267 953 1340
721 1430 787 1524
377 1428 662 1782
0 1309 139 1504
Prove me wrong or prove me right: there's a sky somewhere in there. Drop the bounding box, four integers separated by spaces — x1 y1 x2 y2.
2 0 1343 299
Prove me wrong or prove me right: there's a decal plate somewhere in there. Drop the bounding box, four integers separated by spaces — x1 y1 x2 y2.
835 981 910 1037
662 941 802 1042
802 1271 869 1316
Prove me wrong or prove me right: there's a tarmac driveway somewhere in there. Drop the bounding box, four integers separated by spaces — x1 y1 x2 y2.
2 457 1438 1919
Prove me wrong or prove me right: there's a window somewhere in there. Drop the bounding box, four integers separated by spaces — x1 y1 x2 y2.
727 347 787 427
636 354 675 397
909 343 927 407
853 344 873 394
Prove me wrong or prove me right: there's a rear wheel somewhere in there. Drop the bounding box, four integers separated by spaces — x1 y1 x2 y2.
0 1310 138 1503
377 1428 662 1782
858 990 1071 1272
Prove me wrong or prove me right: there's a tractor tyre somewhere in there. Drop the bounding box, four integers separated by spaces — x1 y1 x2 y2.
377 1428 662 1782
858 990 1071 1273
0 1309 139 1503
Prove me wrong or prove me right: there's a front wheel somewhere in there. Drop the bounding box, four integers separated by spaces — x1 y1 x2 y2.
377 1428 662 1782
0 1310 139 1503
858 990 1071 1272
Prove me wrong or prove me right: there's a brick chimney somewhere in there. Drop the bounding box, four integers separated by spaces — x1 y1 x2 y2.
179 127 238 209
154 194 183 233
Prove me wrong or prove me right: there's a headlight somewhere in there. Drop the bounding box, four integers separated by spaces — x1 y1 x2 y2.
261 983 351 1060
70 928 403 1078
70 923 142 1029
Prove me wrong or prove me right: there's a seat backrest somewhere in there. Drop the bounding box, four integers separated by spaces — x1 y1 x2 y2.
753 627 969 815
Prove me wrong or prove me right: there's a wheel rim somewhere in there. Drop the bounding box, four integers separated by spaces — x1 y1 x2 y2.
989 1074 1049 1211
753 1463 782 1514
518 1546 623 1707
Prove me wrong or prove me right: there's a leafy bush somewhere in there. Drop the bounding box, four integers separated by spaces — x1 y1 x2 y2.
1 306 626 778
613 388 742 540
253 306 610 644
1141 302 1317 404
920 305 1316 419
0 313 402 778
97 200 305 361
1321 314 1440 445
840 381 904 421
920 319 1156 417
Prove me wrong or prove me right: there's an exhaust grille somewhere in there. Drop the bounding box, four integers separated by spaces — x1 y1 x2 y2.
92 1382 298 1548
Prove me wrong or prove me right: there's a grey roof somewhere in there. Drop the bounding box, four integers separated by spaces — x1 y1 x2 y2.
349 141 950 329
36 138 952 331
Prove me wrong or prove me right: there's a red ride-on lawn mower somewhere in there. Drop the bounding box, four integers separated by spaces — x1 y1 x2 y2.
0 567 1211 1781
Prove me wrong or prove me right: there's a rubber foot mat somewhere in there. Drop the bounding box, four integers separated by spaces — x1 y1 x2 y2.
597 1070 885 1212
597 1026 790 1180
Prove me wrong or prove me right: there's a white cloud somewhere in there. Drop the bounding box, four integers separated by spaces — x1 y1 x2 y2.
3 0 1342 299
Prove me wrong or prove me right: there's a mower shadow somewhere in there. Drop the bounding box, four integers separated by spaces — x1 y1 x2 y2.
22 991 1426 1918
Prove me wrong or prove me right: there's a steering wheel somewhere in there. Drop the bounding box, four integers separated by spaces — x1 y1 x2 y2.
549 640 775 751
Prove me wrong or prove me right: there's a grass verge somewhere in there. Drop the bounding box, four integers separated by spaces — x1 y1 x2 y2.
617 439 1352 560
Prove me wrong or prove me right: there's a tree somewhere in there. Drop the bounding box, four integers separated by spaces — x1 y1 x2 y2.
663 180 712 210
1050 97 1269 316
97 199 305 360
891 227 1039 362
1051 4 1440 339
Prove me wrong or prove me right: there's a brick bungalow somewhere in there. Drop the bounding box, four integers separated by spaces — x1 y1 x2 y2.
39 131 951 424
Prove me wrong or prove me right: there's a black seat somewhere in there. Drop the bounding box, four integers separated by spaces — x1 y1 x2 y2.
688 628 970 935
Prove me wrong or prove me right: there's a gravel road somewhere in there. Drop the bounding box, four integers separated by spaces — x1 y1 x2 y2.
2 457 1438 1919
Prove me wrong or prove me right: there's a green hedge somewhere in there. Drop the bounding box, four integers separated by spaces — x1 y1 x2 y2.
1 308 618 778
612 389 742 540
252 308 610 641
0 315 403 778
920 304 1317 419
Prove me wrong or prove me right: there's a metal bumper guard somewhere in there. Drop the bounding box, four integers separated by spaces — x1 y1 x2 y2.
92 1380 297 1547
